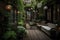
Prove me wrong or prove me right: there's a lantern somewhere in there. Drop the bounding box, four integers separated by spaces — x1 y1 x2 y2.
5 5 12 11
44 6 48 10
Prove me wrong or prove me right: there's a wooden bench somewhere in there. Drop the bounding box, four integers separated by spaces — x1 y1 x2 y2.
36 22 57 38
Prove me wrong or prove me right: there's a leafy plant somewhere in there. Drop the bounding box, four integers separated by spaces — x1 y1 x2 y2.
17 26 26 37
18 20 24 26
3 31 16 40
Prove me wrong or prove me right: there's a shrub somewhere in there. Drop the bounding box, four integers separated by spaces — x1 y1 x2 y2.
3 31 16 40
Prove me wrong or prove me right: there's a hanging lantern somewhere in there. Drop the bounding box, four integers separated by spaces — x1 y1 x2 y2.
44 6 48 10
5 5 12 11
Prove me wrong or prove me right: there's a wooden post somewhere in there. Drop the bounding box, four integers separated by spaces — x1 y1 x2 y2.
55 3 58 23
51 5 54 23
45 9 47 21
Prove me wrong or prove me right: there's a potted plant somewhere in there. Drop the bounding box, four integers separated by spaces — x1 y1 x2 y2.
17 26 26 40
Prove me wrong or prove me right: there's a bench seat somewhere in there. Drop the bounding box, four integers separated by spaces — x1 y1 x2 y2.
36 23 57 37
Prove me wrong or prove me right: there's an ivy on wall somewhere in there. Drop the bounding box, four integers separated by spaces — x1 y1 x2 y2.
17 0 25 26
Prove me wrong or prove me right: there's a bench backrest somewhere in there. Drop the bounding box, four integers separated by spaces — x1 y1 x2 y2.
47 23 57 28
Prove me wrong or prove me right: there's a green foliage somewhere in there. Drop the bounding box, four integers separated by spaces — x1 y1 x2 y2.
31 0 37 8
3 31 16 40
17 0 24 12
17 26 26 37
37 0 42 2
18 20 24 26
17 0 25 26
17 27 25 33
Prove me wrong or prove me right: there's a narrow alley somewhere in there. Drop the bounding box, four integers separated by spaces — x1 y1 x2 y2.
0 0 60 40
